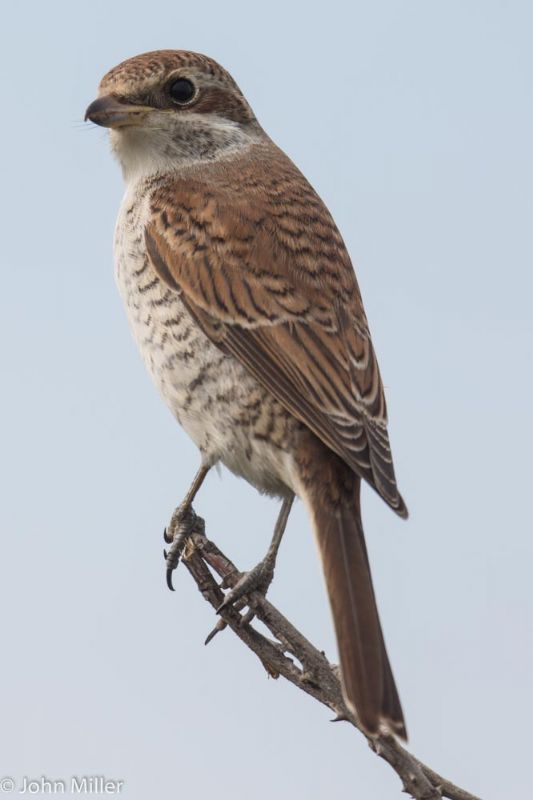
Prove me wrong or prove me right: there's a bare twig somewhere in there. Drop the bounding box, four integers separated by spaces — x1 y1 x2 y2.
176 514 482 800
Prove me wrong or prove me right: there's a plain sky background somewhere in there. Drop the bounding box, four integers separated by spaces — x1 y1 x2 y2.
1 1 532 798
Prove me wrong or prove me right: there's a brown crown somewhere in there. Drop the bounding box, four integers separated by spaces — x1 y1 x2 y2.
98 50 255 124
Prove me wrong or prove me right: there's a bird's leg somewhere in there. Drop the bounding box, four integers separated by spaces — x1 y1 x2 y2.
216 493 294 617
164 465 210 590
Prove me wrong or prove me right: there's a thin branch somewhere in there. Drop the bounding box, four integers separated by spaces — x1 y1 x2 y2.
177 513 482 800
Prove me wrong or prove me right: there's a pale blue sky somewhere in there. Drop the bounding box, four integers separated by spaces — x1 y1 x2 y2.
1 1 532 798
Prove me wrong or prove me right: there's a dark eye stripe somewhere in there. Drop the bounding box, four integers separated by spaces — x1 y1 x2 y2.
169 78 196 104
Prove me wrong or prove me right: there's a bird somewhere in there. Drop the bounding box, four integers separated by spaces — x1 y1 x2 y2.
85 49 408 739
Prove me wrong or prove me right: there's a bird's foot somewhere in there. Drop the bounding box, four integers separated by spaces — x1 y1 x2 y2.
163 504 203 591
216 556 275 618
204 568 268 644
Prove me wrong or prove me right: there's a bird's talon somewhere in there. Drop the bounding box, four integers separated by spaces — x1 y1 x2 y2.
204 619 227 645
163 506 199 589
166 568 176 591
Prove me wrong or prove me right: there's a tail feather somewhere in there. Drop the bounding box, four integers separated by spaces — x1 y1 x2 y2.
309 474 406 739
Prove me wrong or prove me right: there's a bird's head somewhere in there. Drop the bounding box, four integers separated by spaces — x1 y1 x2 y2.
85 50 261 179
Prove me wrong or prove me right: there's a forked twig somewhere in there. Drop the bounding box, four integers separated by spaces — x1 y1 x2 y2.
177 514 482 800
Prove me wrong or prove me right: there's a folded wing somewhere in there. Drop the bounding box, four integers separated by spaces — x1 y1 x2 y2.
145 144 407 516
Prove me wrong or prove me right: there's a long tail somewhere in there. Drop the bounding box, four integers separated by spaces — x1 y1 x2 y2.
306 467 406 739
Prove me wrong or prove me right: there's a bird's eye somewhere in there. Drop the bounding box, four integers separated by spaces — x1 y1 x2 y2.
168 78 196 105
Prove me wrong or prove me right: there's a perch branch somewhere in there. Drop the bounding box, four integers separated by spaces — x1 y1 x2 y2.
176 511 481 800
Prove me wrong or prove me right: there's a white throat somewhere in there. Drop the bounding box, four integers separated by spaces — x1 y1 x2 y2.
111 113 260 184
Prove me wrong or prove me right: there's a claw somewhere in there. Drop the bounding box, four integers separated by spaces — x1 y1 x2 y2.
166 568 175 592
215 597 230 614
216 582 247 613
163 548 168 559
163 512 197 590
163 527 172 544
205 618 227 645
216 591 243 614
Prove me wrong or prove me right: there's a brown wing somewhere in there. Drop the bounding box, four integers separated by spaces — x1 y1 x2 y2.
145 142 407 516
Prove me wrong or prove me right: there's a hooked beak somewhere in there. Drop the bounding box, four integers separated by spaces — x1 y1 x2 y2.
84 95 154 129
